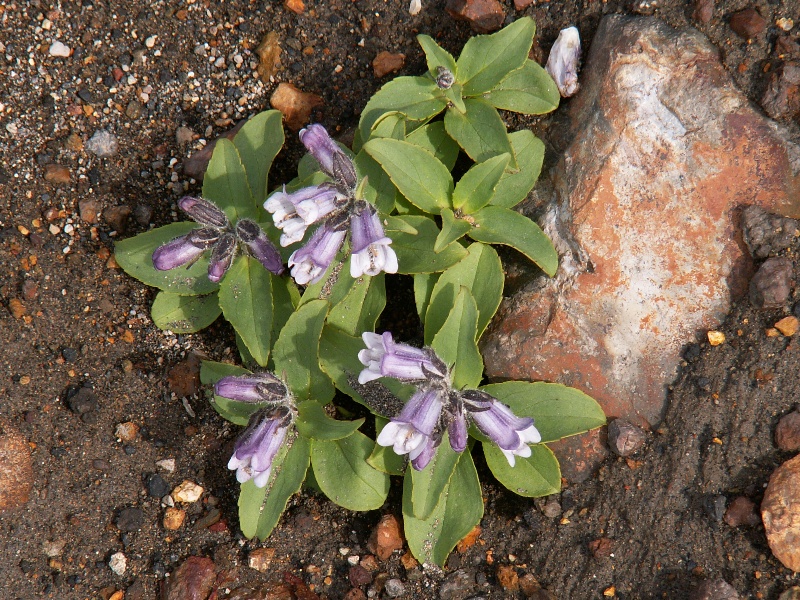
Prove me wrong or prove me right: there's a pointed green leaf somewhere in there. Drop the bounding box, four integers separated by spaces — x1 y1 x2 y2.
328 271 386 336
114 223 219 295
151 291 220 333
295 400 364 441
469 206 557 276
368 417 406 476
354 151 398 214
369 111 407 140
363 138 453 214
201 360 256 426
218 256 274 367
490 130 544 209
406 121 460 171
239 434 311 539
452 153 510 214
486 60 560 115
413 272 439 321
444 98 515 165
203 138 255 222
417 34 457 77
403 449 483 567
431 287 483 389
479 382 606 442
386 215 468 274
311 431 390 511
410 438 460 519
232 110 285 206
425 243 503 344
359 76 447 142
272 299 333 402
435 208 472 253
271 275 300 353
457 17 535 96
483 442 560 497
443 83 466 114
318 325 369 405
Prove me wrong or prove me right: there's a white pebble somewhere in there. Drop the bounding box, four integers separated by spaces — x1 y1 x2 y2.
546 26 582 98
49 224 61 235
49 41 71 57
109 552 127 576
145 35 157 48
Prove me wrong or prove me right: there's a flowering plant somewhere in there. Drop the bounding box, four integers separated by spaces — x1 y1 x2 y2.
114 18 605 567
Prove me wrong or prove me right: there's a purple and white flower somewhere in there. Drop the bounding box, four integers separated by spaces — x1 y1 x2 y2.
208 232 237 283
152 227 220 271
299 124 356 188
265 184 341 247
287 222 347 285
215 372 288 404
376 388 444 463
227 405 293 488
349 203 398 278
461 390 541 467
357 331 446 385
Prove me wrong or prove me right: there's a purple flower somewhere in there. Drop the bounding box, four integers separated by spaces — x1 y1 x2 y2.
376 388 443 465
447 410 468 453
265 184 341 247
208 232 237 283
152 227 220 271
288 222 346 285
235 219 284 275
299 124 357 190
178 196 229 228
228 405 293 488
349 203 398 278
357 332 446 385
461 390 541 467
410 436 438 471
215 372 288 403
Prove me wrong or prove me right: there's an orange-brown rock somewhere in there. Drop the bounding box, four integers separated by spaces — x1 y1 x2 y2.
256 32 281 83
372 52 405 78
0 421 34 511
270 83 324 131
482 16 799 481
762 454 800 571
445 0 505 33
368 514 404 560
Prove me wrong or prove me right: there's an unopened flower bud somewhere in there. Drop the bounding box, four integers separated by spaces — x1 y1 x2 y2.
208 232 237 282
152 227 219 271
436 66 454 90
215 372 288 403
236 219 284 275
178 196 229 228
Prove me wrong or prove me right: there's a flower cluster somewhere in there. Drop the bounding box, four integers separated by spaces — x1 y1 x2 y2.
215 372 295 488
152 196 284 282
265 124 398 285
359 332 541 470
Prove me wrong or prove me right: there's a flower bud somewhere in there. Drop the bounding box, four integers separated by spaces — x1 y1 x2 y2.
152 227 219 271
208 232 237 282
178 196 230 228
236 219 284 275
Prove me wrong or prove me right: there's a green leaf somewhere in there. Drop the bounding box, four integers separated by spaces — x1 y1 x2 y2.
479 382 606 443
203 138 255 222
486 60 560 115
272 299 334 403
425 243 503 344
239 434 311 539
413 272 439 320
363 138 453 214
201 360 256 426
358 76 447 142
490 130 545 209
443 83 467 114
435 209 472 254
386 215 468 274
218 256 273 367
318 325 369 405
431 287 483 389
410 439 460 519
151 291 220 333
457 17 535 96
483 442 561 497
403 449 483 567
311 432 390 511
353 151 397 214
452 153 510 214
271 275 300 353
114 223 219 295
417 34 457 77
469 206 558 276
406 122 459 171
327 271 386 336
368 417 406 476
369 111 407 140
295 400 364 441
444 98 515 165
232 110 285 206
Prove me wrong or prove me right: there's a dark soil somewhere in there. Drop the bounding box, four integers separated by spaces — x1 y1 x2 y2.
2 1 800 599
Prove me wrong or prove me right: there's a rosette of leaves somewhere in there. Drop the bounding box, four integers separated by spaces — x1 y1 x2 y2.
201 299 390 539
114 111 298 368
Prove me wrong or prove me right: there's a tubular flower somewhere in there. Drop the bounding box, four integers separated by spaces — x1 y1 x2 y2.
177 196 230 228
227 405 293 488
376 388 444 462
152 227 220 271
265 184 341 246
235 219 284 275
461 390 541 467
208 232 237 283
357 331 446 384
299 123 351 183
287 222 347 285
214 372 288 403
349 202 398 278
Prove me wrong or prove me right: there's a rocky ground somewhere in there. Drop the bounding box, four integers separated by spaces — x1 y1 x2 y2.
1 1 800 599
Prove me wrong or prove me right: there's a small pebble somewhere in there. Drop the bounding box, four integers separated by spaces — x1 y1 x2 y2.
384 578 405 598
115 422 139 442
690 579 740 600
775 411 800 451
367 514 404 560
730 7 766 39
607 419 646 456
775 316 798 337
163 507 186 530
156 458 176 473
115 507 144 532
44 164 71 184
49 41 71 57
172 480 204 503
707 330 725 346
762 454 800 571
750 257 793 309
779 587 800 600
85 130 119 158
61 347 78 362
248 547 276 572
108 552 127 576
542 498 562 518
146 473 170 498
723 496 760 527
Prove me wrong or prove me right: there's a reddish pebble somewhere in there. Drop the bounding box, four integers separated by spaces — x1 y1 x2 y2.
776 411 800 451
368 514 404 560
372 52 405 78
730 7 766 40
445 0 505 33
724 496 760 527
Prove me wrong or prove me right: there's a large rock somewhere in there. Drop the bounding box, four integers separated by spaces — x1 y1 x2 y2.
762 454 800 572
482 16 800 480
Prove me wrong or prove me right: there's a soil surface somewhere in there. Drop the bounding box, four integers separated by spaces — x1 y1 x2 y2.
1 1 800 599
